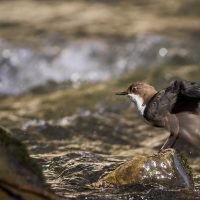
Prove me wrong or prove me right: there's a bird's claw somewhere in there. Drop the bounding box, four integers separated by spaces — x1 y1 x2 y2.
154 148 174 156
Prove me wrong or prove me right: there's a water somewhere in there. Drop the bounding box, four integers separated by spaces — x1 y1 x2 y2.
1 34 200 199
0 35 200 95
18 109 200 199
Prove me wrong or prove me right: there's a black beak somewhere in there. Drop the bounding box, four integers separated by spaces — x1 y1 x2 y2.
115 91 128 95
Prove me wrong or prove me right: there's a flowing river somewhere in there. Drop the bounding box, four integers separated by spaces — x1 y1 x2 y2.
0 35 200 199
0 1 200 199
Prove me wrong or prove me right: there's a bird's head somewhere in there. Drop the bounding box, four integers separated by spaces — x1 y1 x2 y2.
116 82 157 106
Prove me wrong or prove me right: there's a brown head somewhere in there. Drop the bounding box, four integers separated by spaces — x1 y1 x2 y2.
116 82 157 106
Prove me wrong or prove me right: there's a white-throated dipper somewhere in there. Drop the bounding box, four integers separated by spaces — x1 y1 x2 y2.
116 80 200 151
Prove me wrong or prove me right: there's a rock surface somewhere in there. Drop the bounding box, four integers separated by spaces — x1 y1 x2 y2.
0 126 59 200
91 149 194 189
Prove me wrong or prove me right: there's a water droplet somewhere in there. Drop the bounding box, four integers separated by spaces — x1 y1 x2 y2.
161 162 167 168
2 49 11 58
71 73 80 82
159 48 168 57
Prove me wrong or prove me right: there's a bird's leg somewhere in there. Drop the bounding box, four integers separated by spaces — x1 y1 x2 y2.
157 115 180 153
158 131 179 153
170 133 180 148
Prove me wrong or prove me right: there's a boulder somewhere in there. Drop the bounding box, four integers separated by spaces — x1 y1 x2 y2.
0 126 59 200
91 149 193 189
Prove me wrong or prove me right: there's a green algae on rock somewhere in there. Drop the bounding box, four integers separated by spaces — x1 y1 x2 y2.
0 126 59 200
91 149 194 189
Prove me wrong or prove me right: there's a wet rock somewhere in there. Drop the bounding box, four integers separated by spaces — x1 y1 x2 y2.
0 126 59 200
91 149 194 189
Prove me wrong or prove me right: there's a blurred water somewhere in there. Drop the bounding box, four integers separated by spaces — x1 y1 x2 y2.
1 34 200 199
0 35 200 95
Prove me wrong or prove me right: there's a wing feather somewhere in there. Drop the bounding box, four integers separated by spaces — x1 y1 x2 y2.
179 80 200 99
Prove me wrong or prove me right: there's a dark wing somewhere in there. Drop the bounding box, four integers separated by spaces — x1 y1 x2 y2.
144 80 181 127
172 80 200 113
179 80 200 98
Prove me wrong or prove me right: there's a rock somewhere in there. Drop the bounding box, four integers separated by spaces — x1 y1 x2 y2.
91 149 194 189
0 126 59 200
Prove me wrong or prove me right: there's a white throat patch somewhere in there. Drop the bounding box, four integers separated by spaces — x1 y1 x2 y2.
127 93 146 119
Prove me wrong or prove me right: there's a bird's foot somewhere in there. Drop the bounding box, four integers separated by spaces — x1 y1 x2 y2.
154 148 174 155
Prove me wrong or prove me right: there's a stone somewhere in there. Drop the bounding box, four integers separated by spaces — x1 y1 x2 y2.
91 149 194 189
0 126 59 200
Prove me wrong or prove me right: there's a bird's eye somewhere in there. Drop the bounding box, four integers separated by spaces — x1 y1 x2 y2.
132 87 137 92
128 85 137 93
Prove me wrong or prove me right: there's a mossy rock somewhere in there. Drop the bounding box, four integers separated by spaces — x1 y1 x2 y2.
91 149 194 189
0 126 59 200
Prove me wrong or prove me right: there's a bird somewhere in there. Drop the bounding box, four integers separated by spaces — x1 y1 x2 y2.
116 80 200 151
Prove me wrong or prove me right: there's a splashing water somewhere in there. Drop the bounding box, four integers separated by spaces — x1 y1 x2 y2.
0 35 200 95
